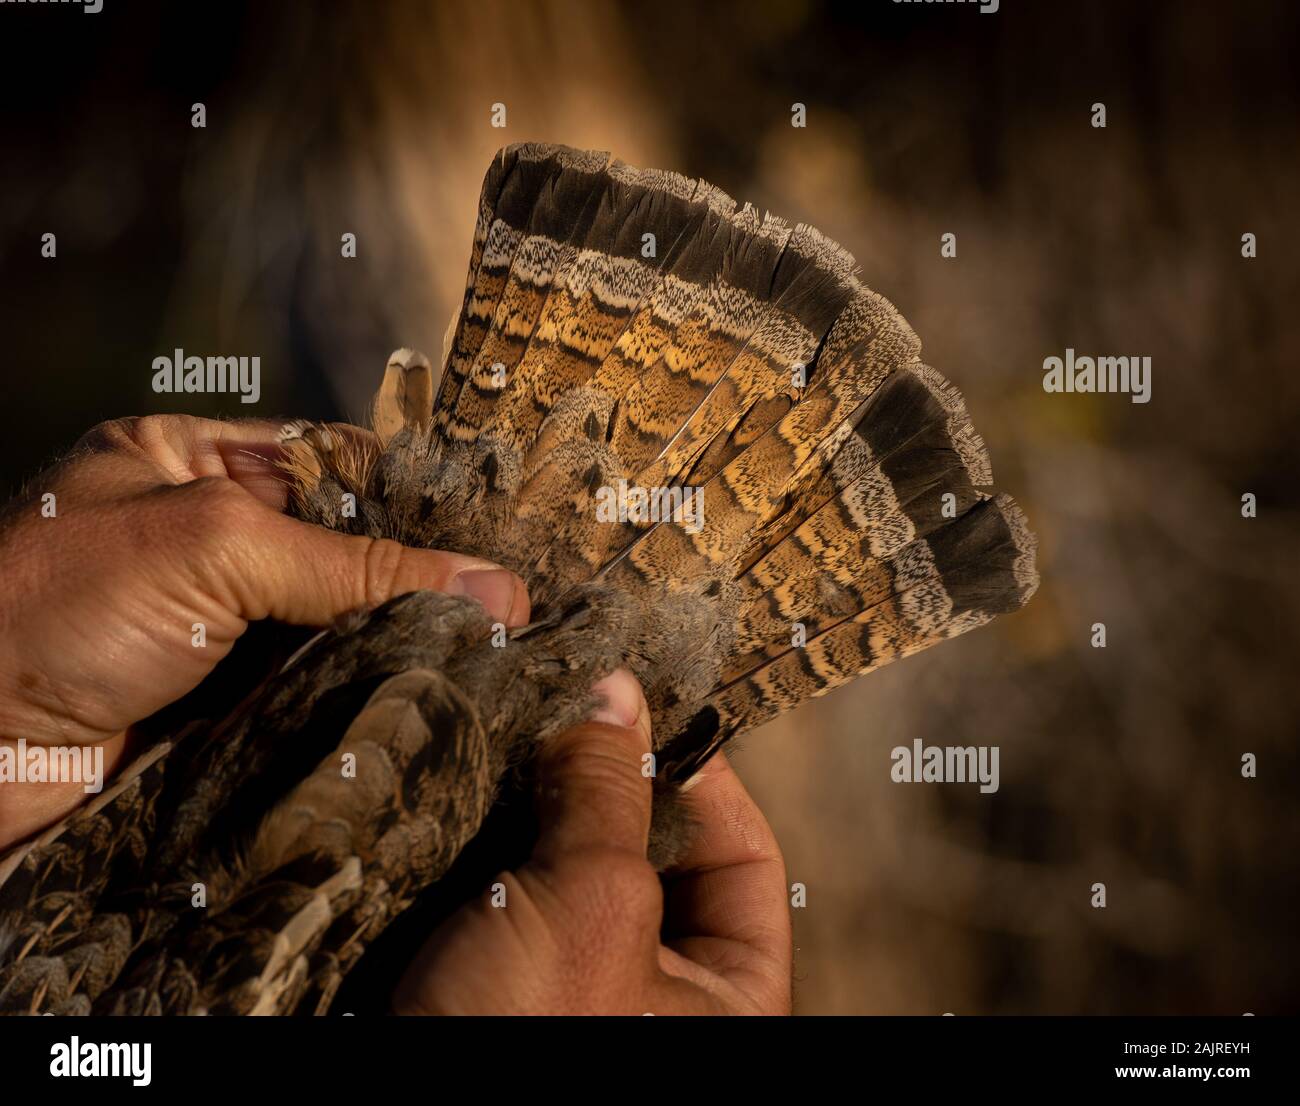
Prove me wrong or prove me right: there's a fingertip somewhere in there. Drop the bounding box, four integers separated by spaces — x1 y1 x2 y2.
451 567 531 627
506 573 531 627
589 669 649 744
529 672 655 861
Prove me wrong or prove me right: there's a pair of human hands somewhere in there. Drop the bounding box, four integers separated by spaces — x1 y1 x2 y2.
0 415 791 1014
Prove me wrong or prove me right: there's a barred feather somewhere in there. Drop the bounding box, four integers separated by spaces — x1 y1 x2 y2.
0 143 1036 1015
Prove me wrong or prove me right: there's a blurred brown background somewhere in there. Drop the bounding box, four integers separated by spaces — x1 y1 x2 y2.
1 0 1296 1013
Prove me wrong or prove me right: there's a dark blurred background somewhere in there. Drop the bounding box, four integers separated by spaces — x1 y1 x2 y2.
1 0 1296 1013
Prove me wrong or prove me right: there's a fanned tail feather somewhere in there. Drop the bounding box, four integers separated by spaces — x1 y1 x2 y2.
415 142 1038 775
0 142 1039 1016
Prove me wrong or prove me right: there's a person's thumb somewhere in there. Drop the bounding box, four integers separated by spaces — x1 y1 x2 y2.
184 482 530 629
532 669 654 863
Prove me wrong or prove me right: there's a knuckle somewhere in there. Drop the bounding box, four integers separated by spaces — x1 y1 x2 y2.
74 416 141 454
546 742 649 809
121 414 173 449
74 415 202 469
563 849 661 928
360 537 407 606
549 731 645 783
596 852 661 910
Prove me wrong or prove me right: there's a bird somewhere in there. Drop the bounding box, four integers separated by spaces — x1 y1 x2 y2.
0 142 1037 1015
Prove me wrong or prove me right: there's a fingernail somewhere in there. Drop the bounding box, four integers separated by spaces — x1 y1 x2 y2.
454 568 519 624
589 669 644 730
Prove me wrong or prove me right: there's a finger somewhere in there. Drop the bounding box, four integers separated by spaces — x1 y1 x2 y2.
660 752 791 987
532 669 654 863
187 486 531 628
672 752 785 871
66 415 299 508
70 415 379 510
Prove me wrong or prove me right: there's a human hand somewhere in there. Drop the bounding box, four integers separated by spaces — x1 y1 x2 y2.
0 414 529 849
392 668 793 1016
